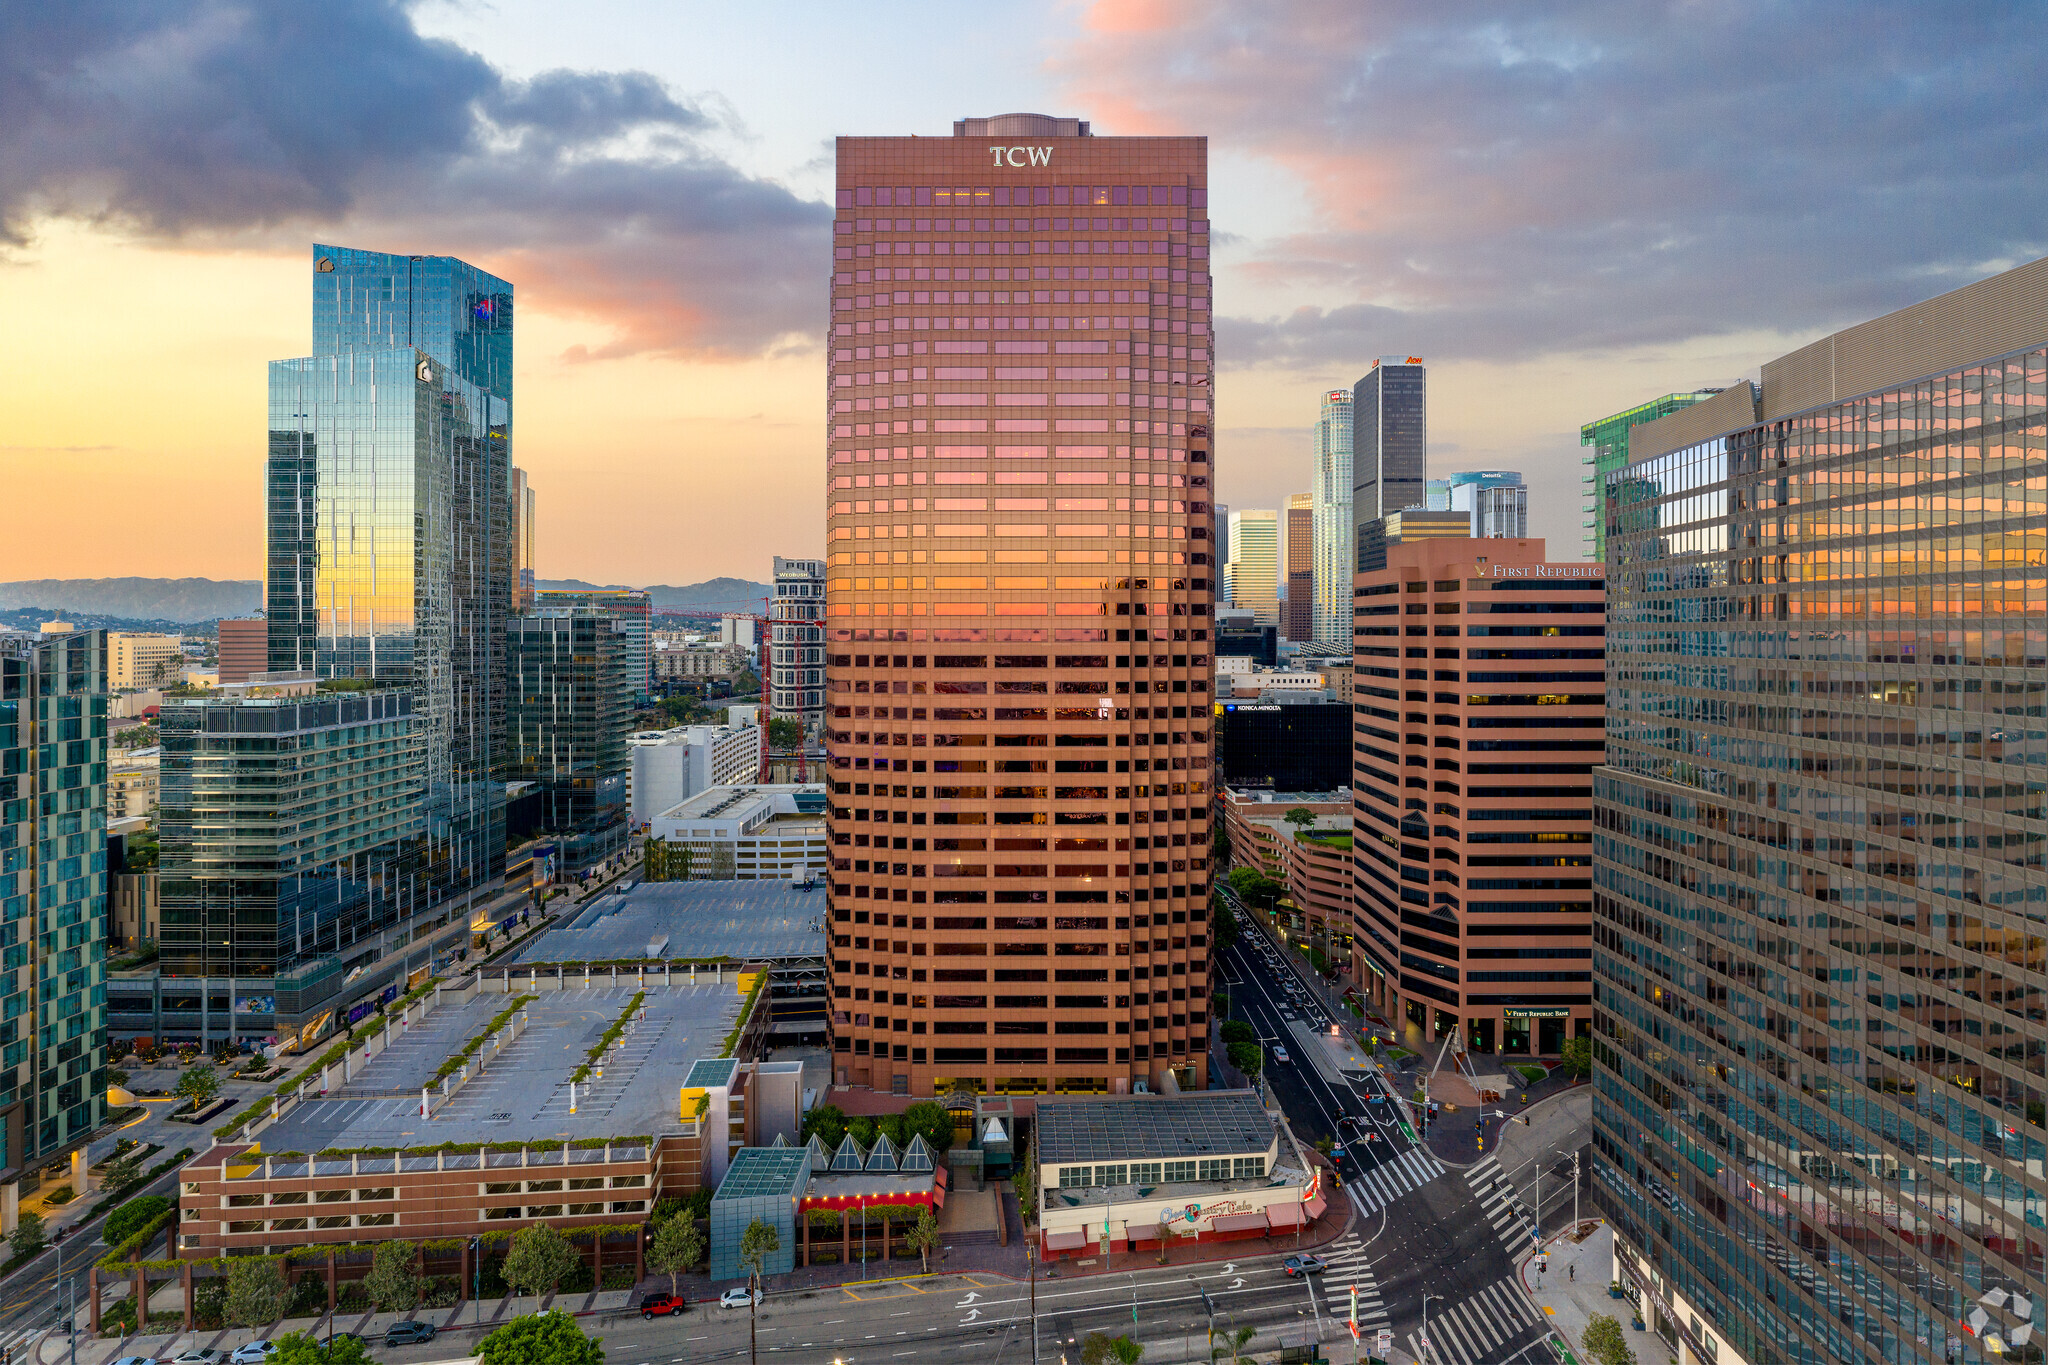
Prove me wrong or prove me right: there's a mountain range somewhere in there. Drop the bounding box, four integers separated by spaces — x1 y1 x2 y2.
0 576 773 623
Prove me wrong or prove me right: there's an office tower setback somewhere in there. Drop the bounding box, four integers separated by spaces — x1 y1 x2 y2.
1351 539 1601 1056
215 618 268 684
505 608 629 869
1578 389 1720 561
1352 357 1426 564
157 690 422 1028
1224 508 1280 627
827 115 1215 1096
1595 256 2048 1365
771 557 827 737
536 588 651 706
510 465 536 610
0 629 109 1167
1313 390 1354 646
1355 508 1471 575
1283 492 1314 641
1446 470 1528 539
266 244 512 910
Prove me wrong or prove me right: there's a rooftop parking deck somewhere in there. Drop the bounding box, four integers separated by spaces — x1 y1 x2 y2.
512 879 827 965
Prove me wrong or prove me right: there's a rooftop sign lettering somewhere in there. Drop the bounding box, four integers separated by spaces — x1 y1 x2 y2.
990 146 1054 168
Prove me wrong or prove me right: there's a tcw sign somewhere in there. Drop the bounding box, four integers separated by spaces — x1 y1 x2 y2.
989 145 1053 167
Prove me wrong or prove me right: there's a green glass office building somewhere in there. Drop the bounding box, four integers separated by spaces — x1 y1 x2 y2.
1595 259 2048 1365
0 630 108 1171
1581 390 1722 562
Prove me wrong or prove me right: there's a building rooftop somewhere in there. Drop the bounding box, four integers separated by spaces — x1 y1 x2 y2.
1225 788 1350 804
1035 1091 1274 1166
249 983 747 1152
659 783 827 823
716 1146 812 1201
511 880 827 964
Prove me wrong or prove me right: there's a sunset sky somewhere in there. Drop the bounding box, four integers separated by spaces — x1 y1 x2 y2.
3 1 2043 586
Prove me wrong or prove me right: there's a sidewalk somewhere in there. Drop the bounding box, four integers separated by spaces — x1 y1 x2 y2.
1424 1068 1587 1168
1518 1220 1664 1365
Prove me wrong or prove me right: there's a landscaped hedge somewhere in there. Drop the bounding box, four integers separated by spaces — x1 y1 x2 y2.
430 994 537 1086
720 973 767 1057
569 991 644 1085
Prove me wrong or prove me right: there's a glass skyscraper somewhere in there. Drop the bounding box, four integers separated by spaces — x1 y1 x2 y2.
1594 257 2048 1365
1580 389 1722 562
504 608 629 870
267 245 512 907
1312 388 1354 645
0 629 108 1168
1353 357 1427 569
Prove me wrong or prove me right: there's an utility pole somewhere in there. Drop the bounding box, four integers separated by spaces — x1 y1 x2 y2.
1571 1147 1582 1235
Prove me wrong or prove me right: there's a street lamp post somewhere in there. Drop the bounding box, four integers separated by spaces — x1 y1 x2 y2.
1421 1292 1445 1365
1027 1241 1038 1365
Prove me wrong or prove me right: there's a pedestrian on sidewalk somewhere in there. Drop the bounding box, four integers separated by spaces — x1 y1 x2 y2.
1569 1264 1575 1281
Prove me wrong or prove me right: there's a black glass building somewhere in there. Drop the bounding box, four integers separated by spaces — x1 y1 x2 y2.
1216 699 1349 791
1353 357 1427 567
1594 258 2048 1365
504 609 629 871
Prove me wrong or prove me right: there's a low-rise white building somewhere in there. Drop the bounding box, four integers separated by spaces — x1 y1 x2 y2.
647 784 828 881
628 722 761 825
109 745 161 819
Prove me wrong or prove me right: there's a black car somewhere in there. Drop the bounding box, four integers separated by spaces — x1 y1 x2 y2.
383 1321 436 1346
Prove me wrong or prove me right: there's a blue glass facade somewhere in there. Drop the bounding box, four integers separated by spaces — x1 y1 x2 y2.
0 630 108 1169
267 246 511 912
1595 320 2048 1364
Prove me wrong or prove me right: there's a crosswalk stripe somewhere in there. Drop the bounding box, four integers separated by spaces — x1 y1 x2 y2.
1440 1311 1480 1362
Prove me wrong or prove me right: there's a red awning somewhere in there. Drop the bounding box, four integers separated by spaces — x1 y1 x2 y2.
932 1184 947 1208
1303 1195 1328 1222
1044 1228 1088 1251
1210 1212 1268 1234
1265 1202 1306 1229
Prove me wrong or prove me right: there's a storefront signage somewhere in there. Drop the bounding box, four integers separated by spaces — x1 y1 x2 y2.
989 145 1054 168
1505 1007 1573 1018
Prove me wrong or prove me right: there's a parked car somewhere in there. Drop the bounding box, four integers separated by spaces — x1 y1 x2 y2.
383 1321 437 1346
720 1287 756 1309
109 1357 157 1365
1283 1254 1329 1276
168 1353 227 1365
639 1291 690 1318
228 1343 277 1364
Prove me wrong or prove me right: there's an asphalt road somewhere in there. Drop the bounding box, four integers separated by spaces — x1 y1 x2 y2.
1218 921 1565 1365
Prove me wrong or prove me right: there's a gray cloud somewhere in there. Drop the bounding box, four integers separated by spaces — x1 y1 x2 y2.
1057 1 2048 368
0 0 827 358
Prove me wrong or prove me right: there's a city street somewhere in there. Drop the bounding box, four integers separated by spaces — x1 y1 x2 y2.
1218 920 1568 1364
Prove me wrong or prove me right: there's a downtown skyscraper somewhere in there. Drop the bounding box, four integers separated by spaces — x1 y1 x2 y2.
1312 388 1354 645
826 113 1215 1097
265 245 512 927
1594 257 2048 1365
1353 357 1427 568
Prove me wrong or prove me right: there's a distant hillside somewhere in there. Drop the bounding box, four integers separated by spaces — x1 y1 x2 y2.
0 606 209 636
538 577 772 612
0 578 260 623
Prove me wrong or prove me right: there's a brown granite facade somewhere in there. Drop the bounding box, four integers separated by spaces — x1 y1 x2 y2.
827 118 1215 1096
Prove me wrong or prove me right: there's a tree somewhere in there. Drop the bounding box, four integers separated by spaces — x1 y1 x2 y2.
1220 1020 1255 1048
9 1211 46 1261
766 717 804 750
477 1309 604 1365
740 1217 780 1365
647 1214 704 1297
103 1194 169 1246
1582 1314 1637 1365
1080 1331 1144 1365
101 1152 143 1194
362 1239 424 1313
175 1062 221 1108
274 1330 372 1365
224 1255 292 1328
801 1103 848 1151
1212 1325 1256 1362
903 1206 941 1274
1226 1039 1263 1078
1560 1035 1593 1079
1283 807 1318 833
1014 1135 1037 1226
1210 895 1239 954
501 1224 580 1300
900 1100 955 1153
